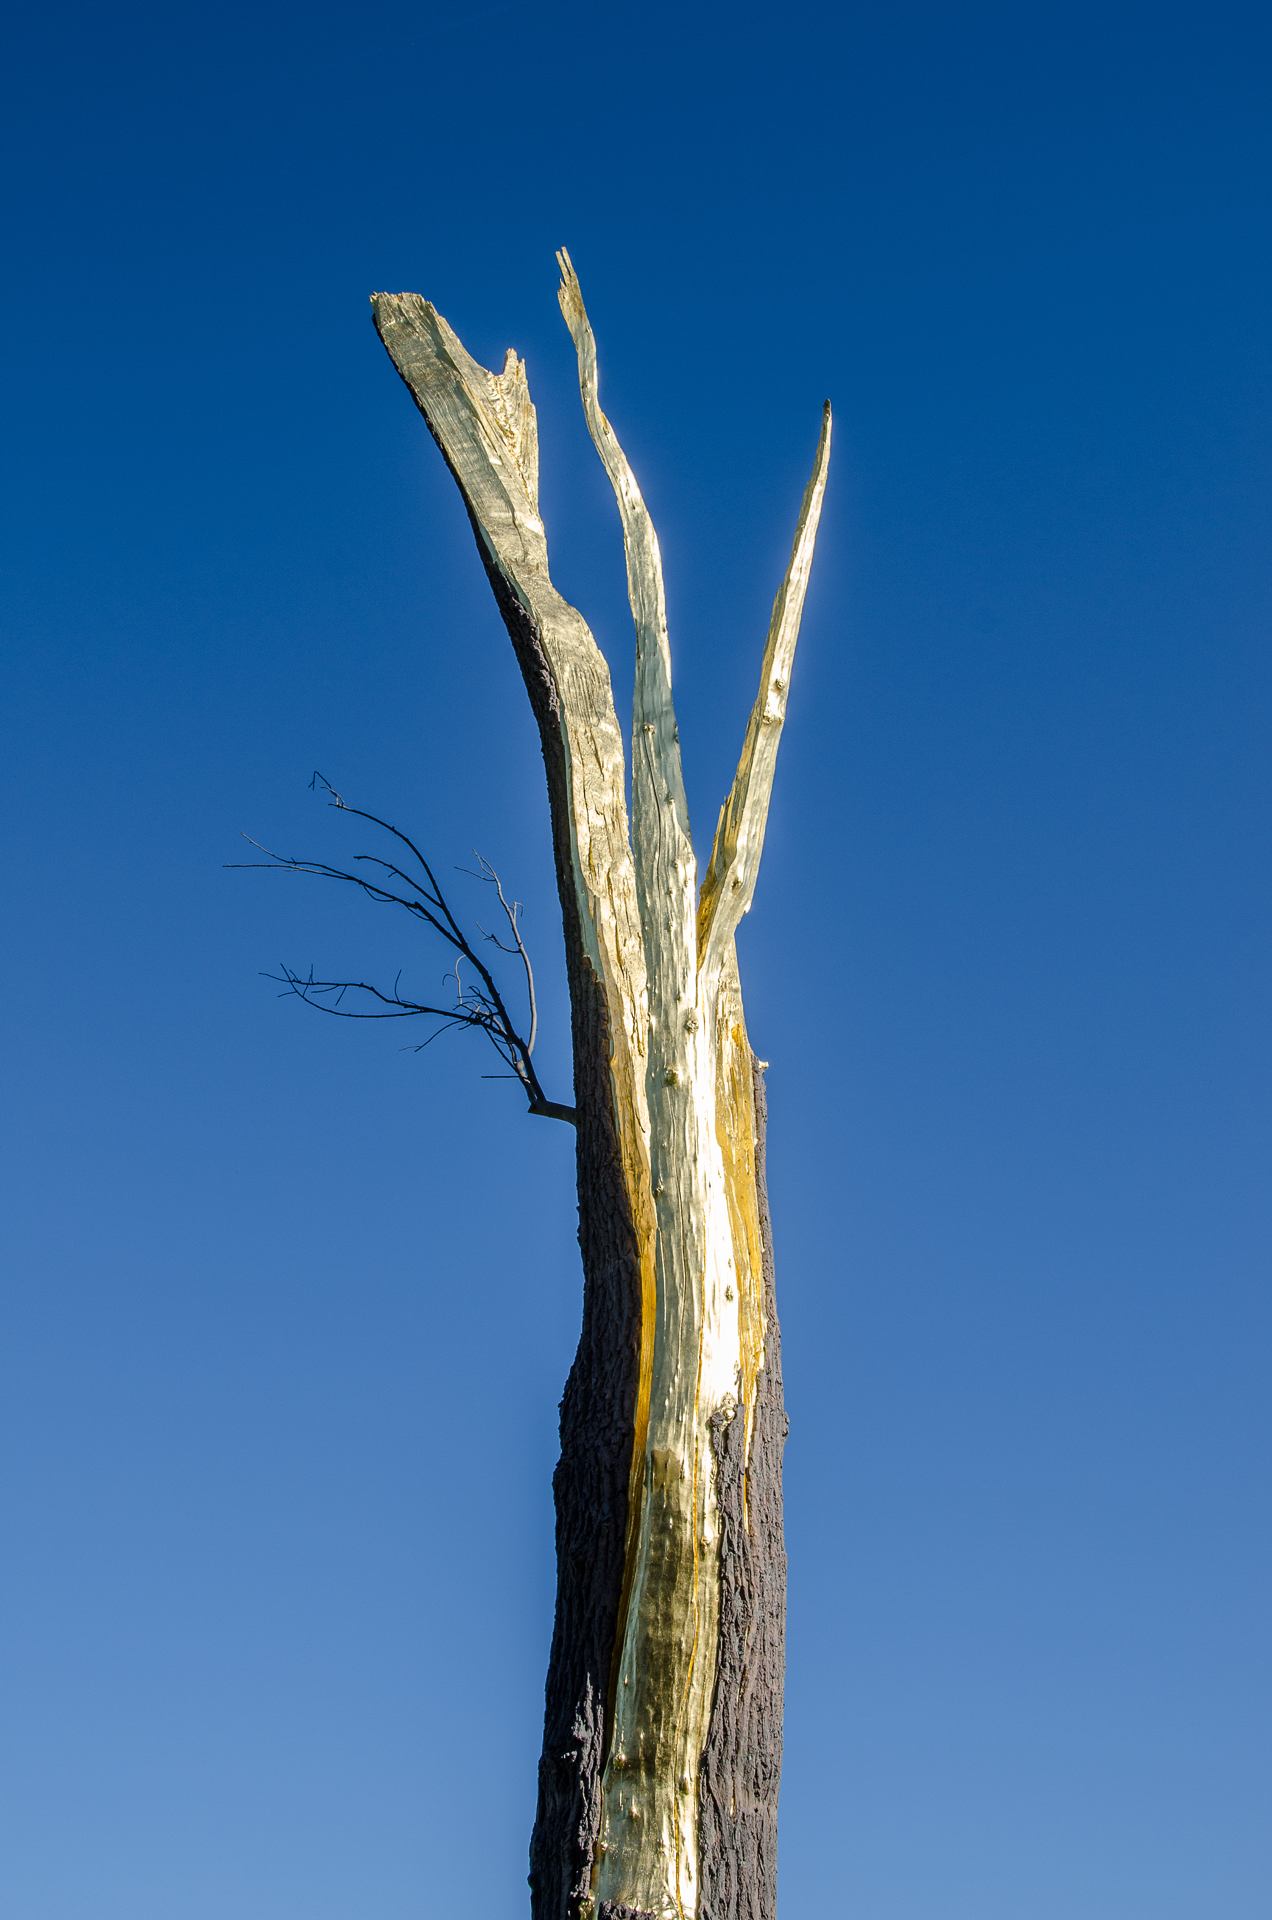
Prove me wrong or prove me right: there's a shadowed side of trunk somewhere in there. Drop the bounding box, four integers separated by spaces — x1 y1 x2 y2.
470 555 645 1920
530 946 644 1919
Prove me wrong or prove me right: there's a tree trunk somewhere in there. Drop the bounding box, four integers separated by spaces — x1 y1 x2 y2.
371 256 828 1920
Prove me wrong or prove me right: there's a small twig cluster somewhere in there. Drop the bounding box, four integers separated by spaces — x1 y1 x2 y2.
229 773 575 1125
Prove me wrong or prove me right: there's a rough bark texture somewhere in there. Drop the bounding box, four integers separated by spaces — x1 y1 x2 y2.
531 948 643 1920
699 1061 787 1920
466 539 644 1920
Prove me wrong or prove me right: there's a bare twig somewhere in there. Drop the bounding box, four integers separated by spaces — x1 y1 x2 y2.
232 779 575 1126
465 851 539 1058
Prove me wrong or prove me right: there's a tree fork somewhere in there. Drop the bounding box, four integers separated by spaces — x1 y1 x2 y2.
371 258 829 1920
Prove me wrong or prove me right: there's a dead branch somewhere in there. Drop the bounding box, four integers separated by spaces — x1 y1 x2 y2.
230 775 576 1126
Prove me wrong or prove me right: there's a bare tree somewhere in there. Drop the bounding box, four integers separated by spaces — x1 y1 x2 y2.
252 254 829 1920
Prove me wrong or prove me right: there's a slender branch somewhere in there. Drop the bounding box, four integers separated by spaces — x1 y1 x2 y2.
232 784 576 1126
697 402 832 984
557 247 694 864
267 965 480 1025
470 851 539 1058
309 771 466 942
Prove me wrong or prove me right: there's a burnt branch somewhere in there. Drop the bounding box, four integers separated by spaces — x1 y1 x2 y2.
231 775 576 1126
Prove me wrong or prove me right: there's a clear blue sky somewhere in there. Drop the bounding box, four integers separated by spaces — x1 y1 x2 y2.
3 3 1269 1914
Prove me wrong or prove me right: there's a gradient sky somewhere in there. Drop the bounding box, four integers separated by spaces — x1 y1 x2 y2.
3 3 1269 1915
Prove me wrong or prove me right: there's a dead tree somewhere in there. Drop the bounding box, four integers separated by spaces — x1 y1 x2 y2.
261 254 829 1920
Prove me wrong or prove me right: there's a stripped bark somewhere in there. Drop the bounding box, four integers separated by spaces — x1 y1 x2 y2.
372 259 828 1920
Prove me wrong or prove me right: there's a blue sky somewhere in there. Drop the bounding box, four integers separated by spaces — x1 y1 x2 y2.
2 2 1269 1914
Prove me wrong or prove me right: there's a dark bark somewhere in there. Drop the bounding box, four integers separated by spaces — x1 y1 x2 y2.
454 519 644 1920
529 949 643 1920
699 1061 787 1920
462 552 644 1920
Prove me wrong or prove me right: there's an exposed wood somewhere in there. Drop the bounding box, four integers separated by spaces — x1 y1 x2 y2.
368 298 653 1235
698 403 832 982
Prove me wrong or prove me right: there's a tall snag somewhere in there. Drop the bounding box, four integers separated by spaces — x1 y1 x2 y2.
372 253 829 1920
